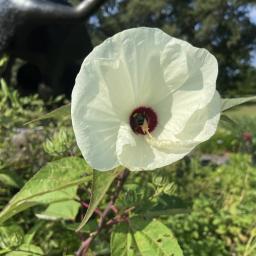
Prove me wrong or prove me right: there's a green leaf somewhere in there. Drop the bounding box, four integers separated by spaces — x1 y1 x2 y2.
0 171 24 188
111 217 183 256
6 244 44 256
220 114 238 126
25 103 71 124
0 248 11 255
130 217 183 256
36 199 80 220
0 79 10 98
143 208 189 218
76 167 123 232
23 222 44 245
0 157 92 225
111 222 137 256
221 96 256 112
64 219 98 234
0 225 24 249
0 55 8 68
142 195 189 218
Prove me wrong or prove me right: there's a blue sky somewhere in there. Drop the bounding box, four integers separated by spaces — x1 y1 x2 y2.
248 6 256 66
249 6 256 23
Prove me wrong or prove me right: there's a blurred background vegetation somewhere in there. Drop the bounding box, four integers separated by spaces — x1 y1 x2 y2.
0 0 256 255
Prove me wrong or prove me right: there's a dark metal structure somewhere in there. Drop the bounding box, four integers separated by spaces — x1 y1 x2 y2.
0 0 107 96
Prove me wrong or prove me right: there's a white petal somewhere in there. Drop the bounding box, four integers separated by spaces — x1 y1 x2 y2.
177 45 218 108
176 91 221 142
160 40 190 96
71 62 120 171
86 28 196 116
153 46 218 137
92 58 135 120
93 28 170 106
116 123 152 171
116 123 195 171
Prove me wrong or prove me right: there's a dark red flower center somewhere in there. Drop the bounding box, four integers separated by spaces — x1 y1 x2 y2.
129 106 158 135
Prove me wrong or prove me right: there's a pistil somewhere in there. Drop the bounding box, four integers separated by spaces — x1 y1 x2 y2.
139 117 186 150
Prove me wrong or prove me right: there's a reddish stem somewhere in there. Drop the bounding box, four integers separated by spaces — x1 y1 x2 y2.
81 202 102 217
76 169 129 256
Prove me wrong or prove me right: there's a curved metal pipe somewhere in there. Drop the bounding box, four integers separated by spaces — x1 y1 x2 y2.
14 0 107 23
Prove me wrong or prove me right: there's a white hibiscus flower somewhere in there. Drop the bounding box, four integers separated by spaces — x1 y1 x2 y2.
71 27 221 171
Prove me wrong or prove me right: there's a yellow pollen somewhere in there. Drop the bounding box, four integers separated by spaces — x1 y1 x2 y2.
140 119 154 139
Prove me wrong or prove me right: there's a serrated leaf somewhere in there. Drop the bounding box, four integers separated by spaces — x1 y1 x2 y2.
0 225 24 249
221 96 256 112
36 199 80 220
0 157 92 225
76 167 123 232
111 217 183 256
25 103 71 124
6 244 44 256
